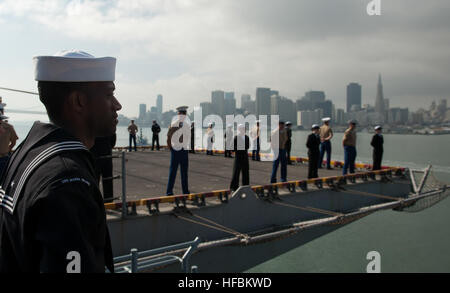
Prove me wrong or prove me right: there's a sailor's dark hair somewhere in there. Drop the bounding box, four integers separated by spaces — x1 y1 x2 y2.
37 81 91 123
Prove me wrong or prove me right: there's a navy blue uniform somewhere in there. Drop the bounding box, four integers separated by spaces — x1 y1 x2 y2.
306 133 320 179
230 135 250 191
0 122 113 272
151 123 161 151
370 134 384 170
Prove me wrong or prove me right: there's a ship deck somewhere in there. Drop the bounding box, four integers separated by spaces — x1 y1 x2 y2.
109 149 342 202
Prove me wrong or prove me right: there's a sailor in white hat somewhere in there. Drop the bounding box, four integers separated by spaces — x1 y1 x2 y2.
230 123 250 191
318 117 333 169
151 119 161 151
166 105 191 195
176 106 189 114
0 50 121 272
371 125 384 170
206 122 215 155
306 124 321 178
224 123 234 158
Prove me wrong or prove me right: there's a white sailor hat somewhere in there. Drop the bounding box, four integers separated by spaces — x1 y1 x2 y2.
208 122 213 127
33 50 116 82
374 125 382 130
286 121 292 125
312 124 320 130
176 106 188 113
0 114 9 120
238 124 245 130
322 117 331 122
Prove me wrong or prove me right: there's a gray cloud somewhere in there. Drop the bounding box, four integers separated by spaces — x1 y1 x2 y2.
1 0 449 117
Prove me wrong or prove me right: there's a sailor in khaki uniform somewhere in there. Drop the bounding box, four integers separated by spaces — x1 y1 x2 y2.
318 117 333 169
0 50 121 272
342 120 357 175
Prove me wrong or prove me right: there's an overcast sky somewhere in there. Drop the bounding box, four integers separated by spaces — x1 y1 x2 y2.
1 0 449 121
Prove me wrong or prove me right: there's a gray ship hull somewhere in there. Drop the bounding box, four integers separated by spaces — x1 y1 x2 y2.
107 171 429 272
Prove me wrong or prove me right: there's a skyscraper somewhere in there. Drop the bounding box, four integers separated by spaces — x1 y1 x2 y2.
346 83 362 112
241 94 251 109
211 90 225 117
256 87 271 118
224 92 236 115
139 104 146 120
242 100 256 114
375 74 385 114
200 102 213 117
156 94 163 115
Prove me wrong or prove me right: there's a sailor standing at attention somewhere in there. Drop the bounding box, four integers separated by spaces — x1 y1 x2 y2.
151 119 161 151
306 124 321 179
371 125 384 170
224 123 234 158
128 119 138 152
318 117 333 169
206 122 215 155
285 121 293 165
270 121 288 183
342 120 358 175
0 50 121 272
230 124 250 191
166 106 191 195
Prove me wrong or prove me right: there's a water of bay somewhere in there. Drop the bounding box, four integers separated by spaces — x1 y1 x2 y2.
12 121 450 272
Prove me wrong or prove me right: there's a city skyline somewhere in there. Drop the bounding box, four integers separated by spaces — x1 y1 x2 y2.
130 74 449 129
1 0 450 121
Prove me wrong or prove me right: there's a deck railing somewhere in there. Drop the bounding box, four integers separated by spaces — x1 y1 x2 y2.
111 237 201 273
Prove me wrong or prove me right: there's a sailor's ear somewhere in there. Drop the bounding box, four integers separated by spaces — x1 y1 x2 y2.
67 90 88 112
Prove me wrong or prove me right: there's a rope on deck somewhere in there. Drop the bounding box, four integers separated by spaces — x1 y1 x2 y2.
341 189 401 201
172 209 249 241
270 200 343 217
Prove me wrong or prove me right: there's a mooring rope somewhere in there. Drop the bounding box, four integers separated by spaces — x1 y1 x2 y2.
342 189 400 201
172 212 249 240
